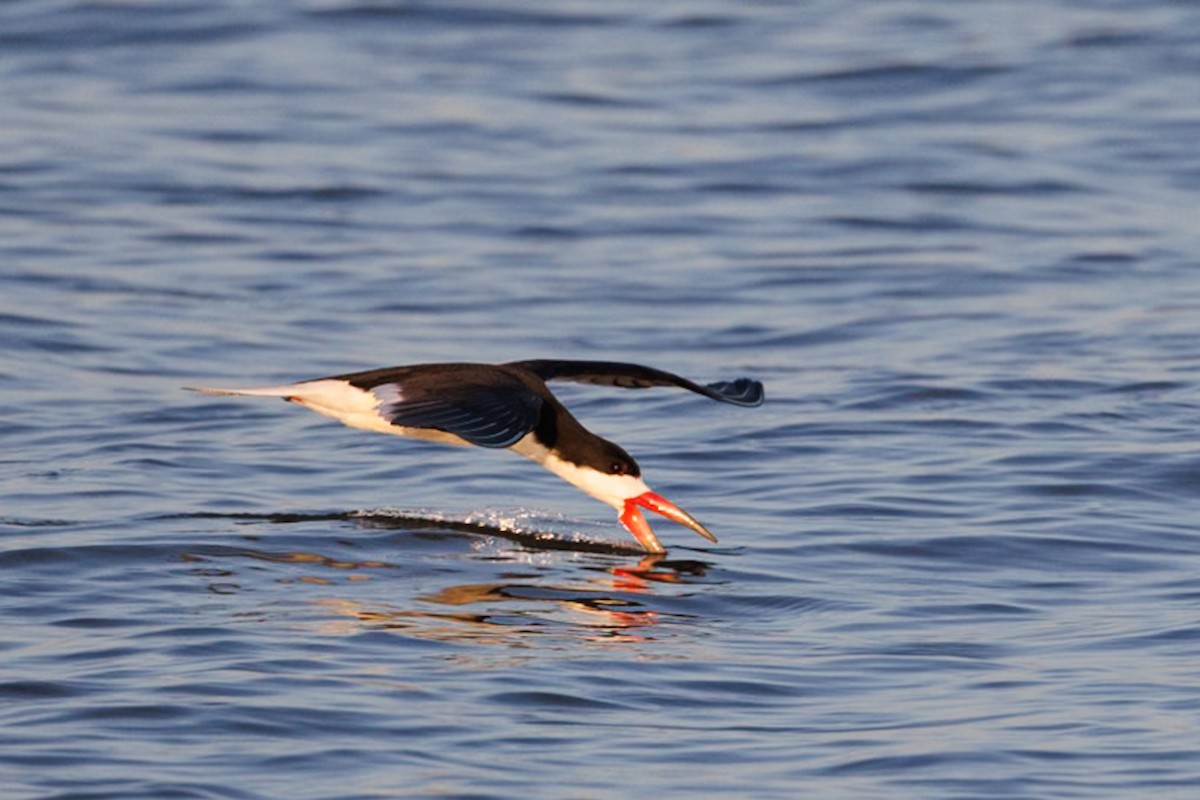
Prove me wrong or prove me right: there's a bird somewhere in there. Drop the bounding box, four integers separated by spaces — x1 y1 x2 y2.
187 359 764 553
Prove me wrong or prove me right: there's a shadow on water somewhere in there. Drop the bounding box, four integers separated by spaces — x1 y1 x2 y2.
170 510 716 646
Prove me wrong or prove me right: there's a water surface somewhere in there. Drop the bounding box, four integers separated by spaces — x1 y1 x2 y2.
4 1 1200 798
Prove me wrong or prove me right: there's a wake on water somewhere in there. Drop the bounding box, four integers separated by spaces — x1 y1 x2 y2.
168 508 656 555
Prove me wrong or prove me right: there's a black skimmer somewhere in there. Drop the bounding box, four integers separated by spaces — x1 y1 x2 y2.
187 360 764 553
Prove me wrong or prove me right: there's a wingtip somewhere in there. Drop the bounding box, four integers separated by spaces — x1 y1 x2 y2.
705 378 765 407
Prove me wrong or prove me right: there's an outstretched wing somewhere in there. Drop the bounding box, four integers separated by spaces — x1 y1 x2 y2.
374 384 543 448
344 365 545 449
508 359 764 407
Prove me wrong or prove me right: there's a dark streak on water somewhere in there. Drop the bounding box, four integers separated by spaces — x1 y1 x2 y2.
5 1 1200 799
175 510 655 555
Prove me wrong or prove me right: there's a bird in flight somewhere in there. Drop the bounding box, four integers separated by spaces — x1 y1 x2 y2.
188 359 764 553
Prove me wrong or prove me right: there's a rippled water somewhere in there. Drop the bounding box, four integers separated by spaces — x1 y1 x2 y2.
5 1 1200 798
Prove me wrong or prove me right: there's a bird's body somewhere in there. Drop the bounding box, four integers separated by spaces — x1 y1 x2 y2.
188 359 763 553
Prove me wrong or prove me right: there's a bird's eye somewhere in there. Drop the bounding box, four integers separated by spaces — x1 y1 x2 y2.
609 461 625 475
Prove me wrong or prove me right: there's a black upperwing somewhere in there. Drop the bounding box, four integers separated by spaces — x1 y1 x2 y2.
375 386 543 448
508 359 764 407
341 363 545 449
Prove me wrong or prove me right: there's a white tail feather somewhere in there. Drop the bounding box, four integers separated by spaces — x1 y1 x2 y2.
187 379 401 435
185 384 308 398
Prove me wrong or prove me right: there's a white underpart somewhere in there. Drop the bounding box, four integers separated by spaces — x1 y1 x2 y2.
512 437 650 509
190 379 400 435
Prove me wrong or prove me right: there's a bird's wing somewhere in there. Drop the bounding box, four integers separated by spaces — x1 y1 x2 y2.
508 360 764 407
375 387 542 448
350 368 545 449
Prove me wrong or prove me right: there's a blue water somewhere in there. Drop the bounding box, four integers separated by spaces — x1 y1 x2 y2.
5 1 1200 798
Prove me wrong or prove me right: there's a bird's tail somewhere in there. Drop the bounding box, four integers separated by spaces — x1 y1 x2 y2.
184 384 306 398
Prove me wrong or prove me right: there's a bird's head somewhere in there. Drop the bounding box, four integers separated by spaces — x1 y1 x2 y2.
541 441 717 553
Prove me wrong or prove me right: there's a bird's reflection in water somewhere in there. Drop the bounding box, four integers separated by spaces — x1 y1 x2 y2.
186 526 711 647
316 554 710 646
